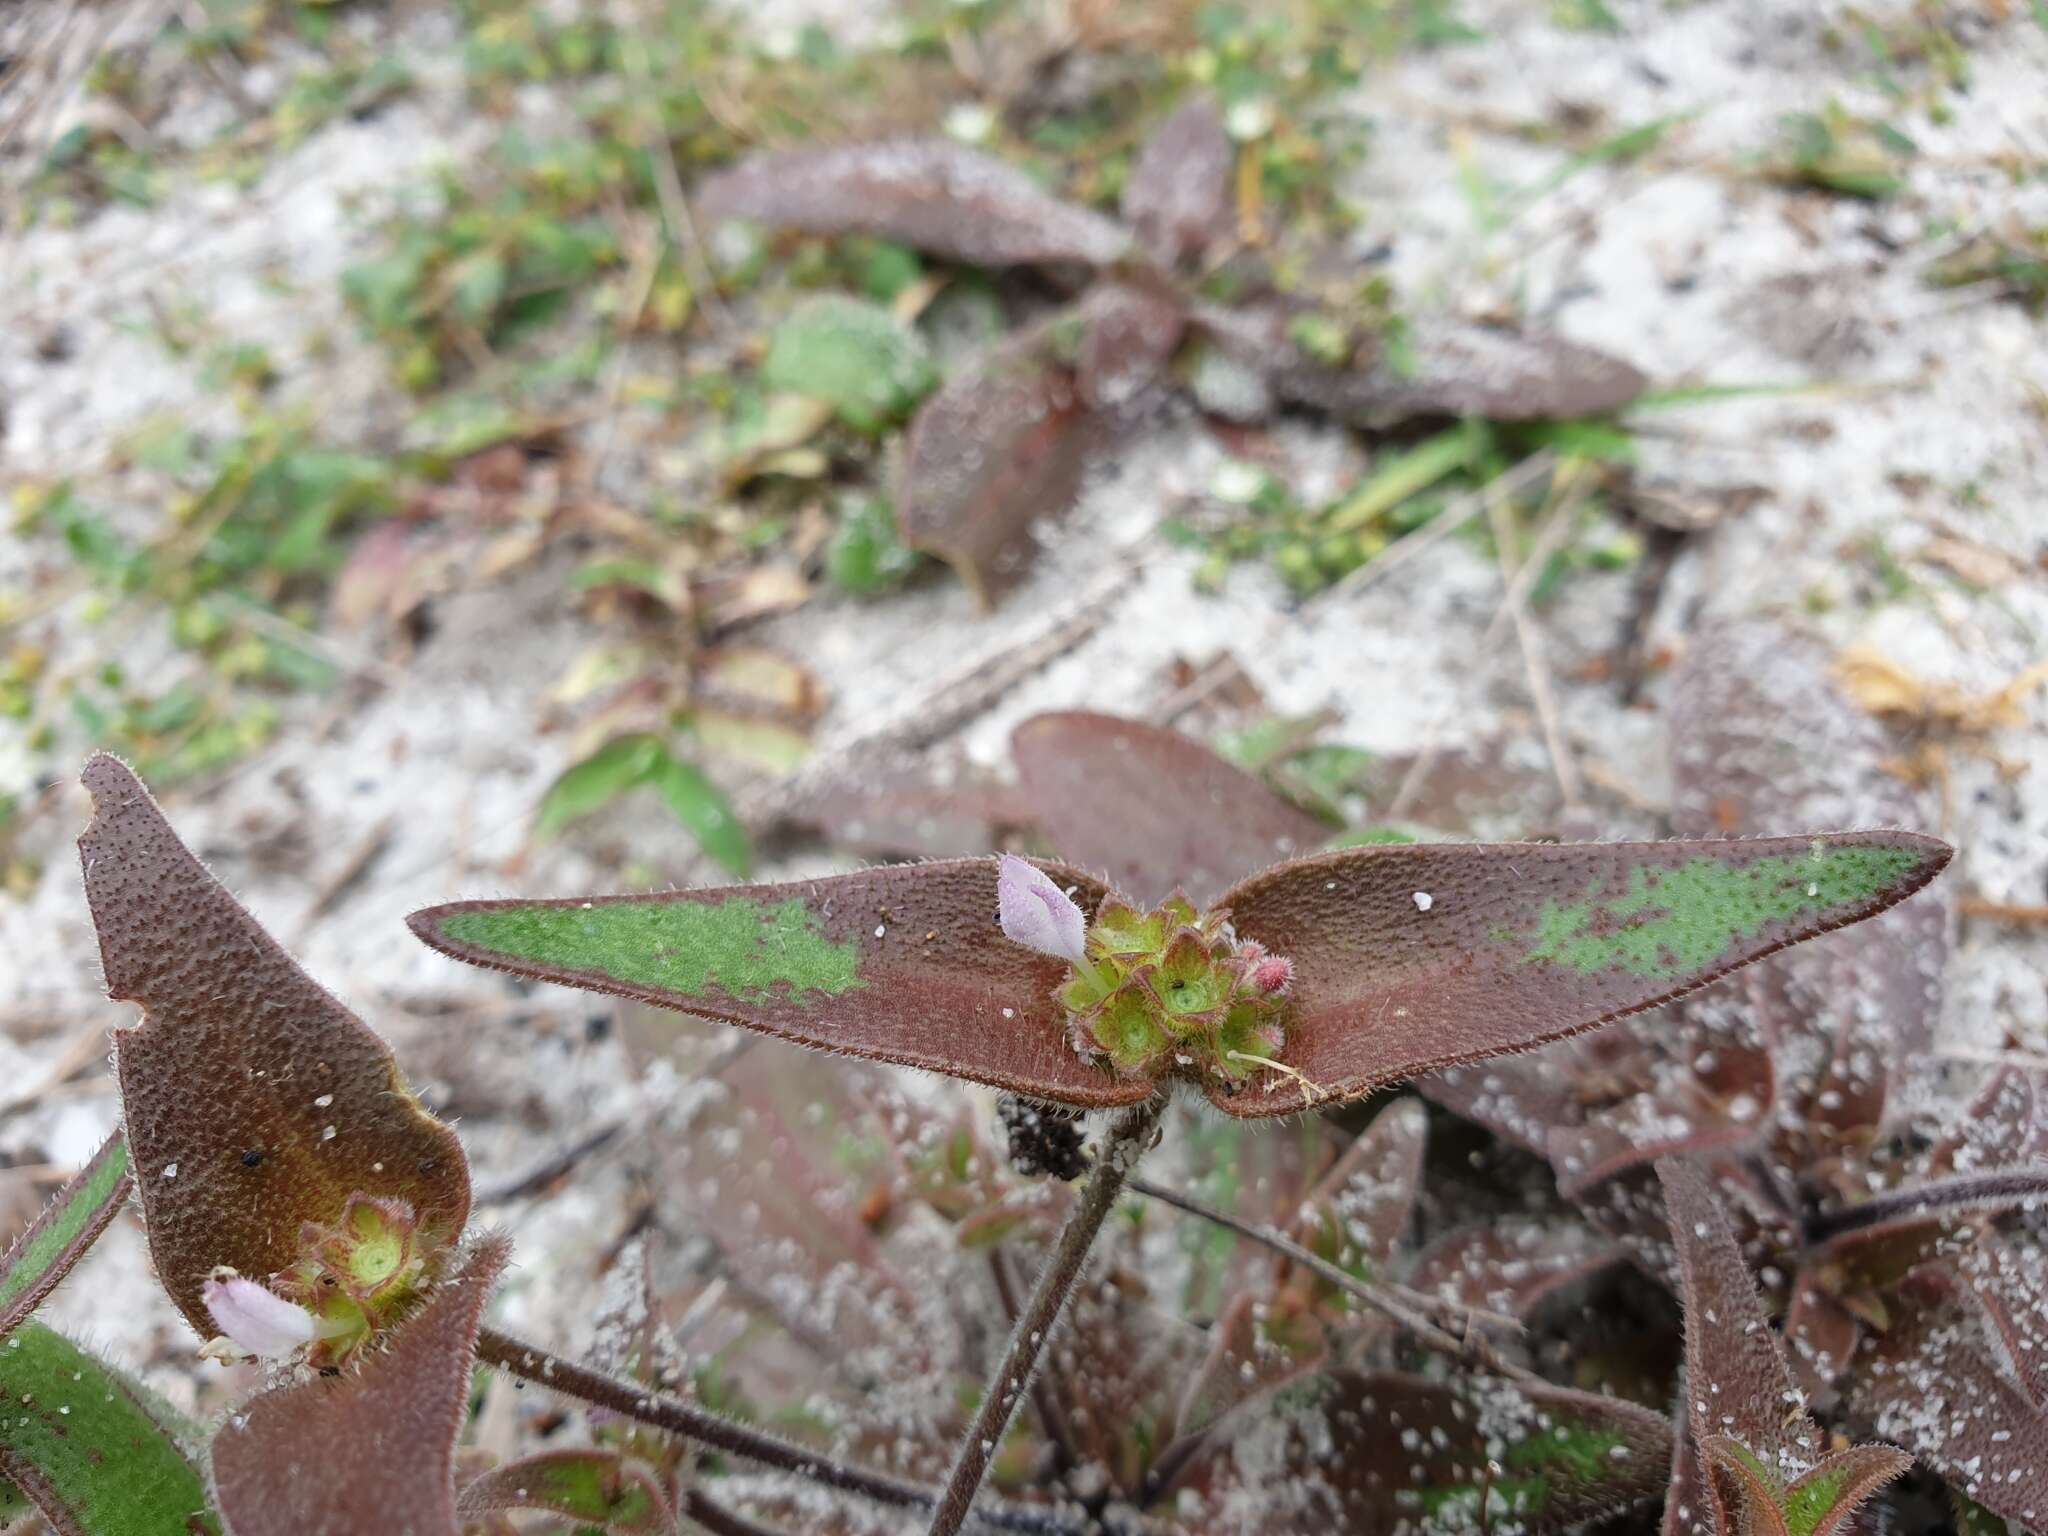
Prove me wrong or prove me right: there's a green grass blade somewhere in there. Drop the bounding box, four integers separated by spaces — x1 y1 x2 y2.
648 749 753 877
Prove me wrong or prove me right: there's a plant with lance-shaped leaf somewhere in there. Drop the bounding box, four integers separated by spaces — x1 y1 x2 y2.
1659 1155 1913 1536
1415 622 2048 1529
0 756 1180 1536
409 728 1948 1531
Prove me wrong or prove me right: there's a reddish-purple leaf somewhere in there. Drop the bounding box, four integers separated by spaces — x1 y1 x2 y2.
1357 736 1567 840
1949 1230 2048 1404
1121 98 1235 270
1409 1218 1625 1322
1184 1372 1671 1533
783 756 1035 859
1278 319 1650 426
408 858 1153 1109
895 328 1095 607
211 1236 507 1536
1781 1274 1864 1392
1700 1440 1793 1536
1552 992 1777 1200
1930 1066 2048 1177
1010 711 1329 907
697 139 1133 269
78 755 470 1341
1212 832 1949 1117
1172 1290 1328 1440
1665 1417 1712 1536
1292 1096 1426 1283
658 1047 942 1370
1670 622 1950 1139
1178 1099 1426 1438
1661 1156 1825 1482
1782 1447 1914 1536
1075 281 1187 415
1842 1270 2048 1527
1199 303 1649 427
457 1449 673 1533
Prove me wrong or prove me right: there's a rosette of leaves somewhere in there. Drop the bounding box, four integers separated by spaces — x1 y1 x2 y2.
1418 623 2048 1525
649 1048 1670 1534
698 100 1648 605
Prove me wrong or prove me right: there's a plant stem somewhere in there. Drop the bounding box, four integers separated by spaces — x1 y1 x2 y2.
1806 1168 2048 1242
1125 1176 1545 1388
680 1490 794 1536
473 1327 1077 1536
927 1096 1166 1536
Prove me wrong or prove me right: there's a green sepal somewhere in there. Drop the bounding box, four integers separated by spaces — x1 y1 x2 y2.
1091 990 1171 1071
1090 899 1167 957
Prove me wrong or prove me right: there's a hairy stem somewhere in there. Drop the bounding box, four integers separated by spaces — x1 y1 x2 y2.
927 1096 1166 1536
473 1327 1076 1536
681 1490 794 1536
1125 1176 1544 1388
1806 1168 2048 1243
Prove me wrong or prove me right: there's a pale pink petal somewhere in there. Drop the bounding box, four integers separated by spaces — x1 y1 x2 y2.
996 854 1087 961
203 1273 317 1357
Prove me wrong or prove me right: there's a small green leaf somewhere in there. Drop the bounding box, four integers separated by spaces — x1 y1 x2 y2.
0 1134 131 1338
1325 422 1486 533
826 496 922 596
759 295 936 433
647 749 752 877
0 1322 217 1536
535 736 664 840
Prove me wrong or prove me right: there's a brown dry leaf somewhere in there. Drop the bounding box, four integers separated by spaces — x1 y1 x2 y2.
697 647 824 721
691 563 813 633
1121 96 1235 270
78 756 471 1341
1834 646 2048 738
1919 533 2025 589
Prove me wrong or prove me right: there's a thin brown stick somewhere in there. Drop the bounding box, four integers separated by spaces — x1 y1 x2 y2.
1125 1177 1544 1388
927 1098 1166 1536
472 1327 1078 1536
621 14 735 337
1488 486 1585 815
1304 449 1557 615
1959 898 2048 924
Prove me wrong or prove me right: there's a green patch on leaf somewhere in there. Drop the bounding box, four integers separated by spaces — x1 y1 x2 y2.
437 896 863 1006
1507 842 1924 978
1503 1423 1627 1482
1783 1464 1851 1536
0 1322 217 1536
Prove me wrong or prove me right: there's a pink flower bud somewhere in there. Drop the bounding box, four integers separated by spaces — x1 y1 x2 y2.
996 854 1088 962
202 1272 317 1358
1250 955 1294 996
